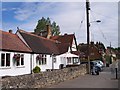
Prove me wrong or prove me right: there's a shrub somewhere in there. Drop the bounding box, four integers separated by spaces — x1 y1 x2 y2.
33 66 41 73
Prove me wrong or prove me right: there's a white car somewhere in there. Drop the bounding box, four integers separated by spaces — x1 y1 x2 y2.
95 60 104 67
91 60 104 71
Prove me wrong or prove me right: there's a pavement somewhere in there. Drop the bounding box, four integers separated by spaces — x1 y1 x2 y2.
49 67 119 88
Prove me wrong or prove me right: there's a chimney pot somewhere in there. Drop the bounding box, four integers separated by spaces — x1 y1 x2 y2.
64 33 67 35
91 41 94 45
9 30 12 33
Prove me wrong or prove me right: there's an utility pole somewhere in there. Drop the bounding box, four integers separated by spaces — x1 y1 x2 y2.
86 0 91 74
110 42 112 64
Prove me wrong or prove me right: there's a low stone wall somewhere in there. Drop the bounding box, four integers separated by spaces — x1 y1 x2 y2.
2 64 87 88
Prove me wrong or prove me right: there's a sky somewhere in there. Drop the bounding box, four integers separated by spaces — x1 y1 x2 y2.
0 0 119 48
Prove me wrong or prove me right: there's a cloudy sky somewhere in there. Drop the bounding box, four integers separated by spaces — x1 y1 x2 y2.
0 0 119 48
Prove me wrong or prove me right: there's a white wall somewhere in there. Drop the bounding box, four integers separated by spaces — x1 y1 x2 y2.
54 56 63 69
56 53 67 68
33 54 68 71
71 39 77 51
33 54 53 71
0 51 31 76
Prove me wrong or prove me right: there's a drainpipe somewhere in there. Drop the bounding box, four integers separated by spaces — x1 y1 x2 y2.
30 53 33 74
52 54 54 70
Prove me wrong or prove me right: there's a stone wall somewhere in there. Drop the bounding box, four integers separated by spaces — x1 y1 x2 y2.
2 64 87 88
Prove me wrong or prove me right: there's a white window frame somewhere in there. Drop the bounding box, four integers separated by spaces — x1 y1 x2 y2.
13 53 25 67
0 53 11 68
73 57 79 64
36 54 47 65
67 57 72 64
53 56 56 63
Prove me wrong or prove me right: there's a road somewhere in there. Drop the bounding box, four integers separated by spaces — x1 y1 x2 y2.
49 67 118 88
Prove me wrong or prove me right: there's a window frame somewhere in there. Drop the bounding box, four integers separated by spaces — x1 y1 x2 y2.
73 57 79 64
53 56 56 63
14 54 25 67
36 54 47 65
67 57 72 63
0 53 11 68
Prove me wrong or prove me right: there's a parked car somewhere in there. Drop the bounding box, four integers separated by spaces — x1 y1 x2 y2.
91 60 104 72
81 60 104 72
94 60 104 67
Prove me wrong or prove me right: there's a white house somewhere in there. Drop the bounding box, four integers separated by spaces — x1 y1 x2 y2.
0 28 80 76
50 33 80 68
0 30 32 76
17 29 80 71
16 30 59 72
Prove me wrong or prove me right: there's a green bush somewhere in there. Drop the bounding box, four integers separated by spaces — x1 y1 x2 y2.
33 66 41 73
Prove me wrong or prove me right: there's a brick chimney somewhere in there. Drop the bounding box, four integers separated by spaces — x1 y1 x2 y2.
46 24 52 39
9 30 12 34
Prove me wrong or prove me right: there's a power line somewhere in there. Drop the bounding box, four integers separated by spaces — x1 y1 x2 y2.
90 11 118 47
90 11 110 44
90 10 117 22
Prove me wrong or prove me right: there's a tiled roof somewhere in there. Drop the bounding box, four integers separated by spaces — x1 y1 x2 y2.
71 51 81 56
57 43 70 54
0 30 32 53
50 34 74 47
78 43 101 59
18 30 61 55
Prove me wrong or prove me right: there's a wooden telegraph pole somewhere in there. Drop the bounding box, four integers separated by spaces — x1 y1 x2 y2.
86 0 91 74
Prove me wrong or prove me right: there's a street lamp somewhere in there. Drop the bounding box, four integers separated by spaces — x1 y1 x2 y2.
96 20 101 23
89 20 101 26
89 20 101 73
86 0 101 74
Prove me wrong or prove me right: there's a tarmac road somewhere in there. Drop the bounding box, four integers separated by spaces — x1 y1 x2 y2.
49 67 118 88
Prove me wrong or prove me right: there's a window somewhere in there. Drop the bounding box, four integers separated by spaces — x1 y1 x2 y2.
36 54 47 65
13 54 24 66
73 57 79 64
67 57 71 63
1 53 5 66
0 53 10 67
53 56 56 63
6 53 10 66
21 55 24 65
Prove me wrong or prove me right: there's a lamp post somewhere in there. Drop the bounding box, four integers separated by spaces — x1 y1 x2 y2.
86 0 101 74
86 0 91 74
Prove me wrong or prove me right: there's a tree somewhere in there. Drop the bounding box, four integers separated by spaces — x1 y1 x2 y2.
99 42 106 52
51 21 60 36
96 42 106 52
34 17 60 36
34 17 47 33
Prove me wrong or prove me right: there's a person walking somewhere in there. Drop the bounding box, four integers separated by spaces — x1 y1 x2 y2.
110 57 118 79
91 62 99 75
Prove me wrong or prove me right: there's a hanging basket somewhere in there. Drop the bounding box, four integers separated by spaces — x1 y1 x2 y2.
36 54 42 61
13 54 20 61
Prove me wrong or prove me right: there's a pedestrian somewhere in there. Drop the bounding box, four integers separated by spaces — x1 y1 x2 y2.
92 65 96 75
91 63 99 75
95 66 99 75
90 62 95 75
110 57 118 79
110 63 115 75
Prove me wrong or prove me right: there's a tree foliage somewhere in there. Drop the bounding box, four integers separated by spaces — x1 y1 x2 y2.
96 42 106 52
34 17 60 36
33 66 41 73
